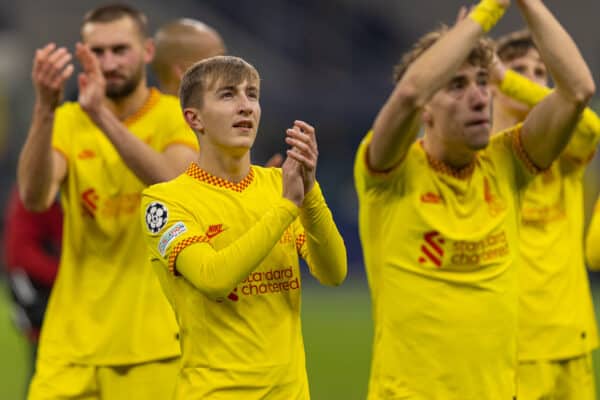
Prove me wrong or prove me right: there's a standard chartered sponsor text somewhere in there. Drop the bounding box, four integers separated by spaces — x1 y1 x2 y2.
240 267 300 296
451 231 509 265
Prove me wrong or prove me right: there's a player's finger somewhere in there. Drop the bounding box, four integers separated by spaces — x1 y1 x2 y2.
47 47 70 65
36 43 57 62
293 120 318 153
50 64 74 89
455 6 468 24
286 128 317 159
33 44 56 74
46 50 73 84
286 129 317 160
294 120 314 133
286 149 316 170
76 42 98 71
35 45 65 78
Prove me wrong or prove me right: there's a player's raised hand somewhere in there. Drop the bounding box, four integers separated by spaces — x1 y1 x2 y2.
285 120 317 195
31 43 74 110
454 6 470 25
75 42 106 116
488 52 507 86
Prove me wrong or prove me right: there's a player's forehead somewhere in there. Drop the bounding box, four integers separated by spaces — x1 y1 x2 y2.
207 75 260 92
506 48 543 65
81 16 142 46
452 63 488 80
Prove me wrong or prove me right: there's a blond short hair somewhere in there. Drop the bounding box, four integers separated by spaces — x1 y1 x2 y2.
179 55 260 109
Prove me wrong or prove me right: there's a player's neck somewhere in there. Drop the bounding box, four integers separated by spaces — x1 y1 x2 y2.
422 134 476 171
105 82 151 121
196 148 251 183
492 105 522 134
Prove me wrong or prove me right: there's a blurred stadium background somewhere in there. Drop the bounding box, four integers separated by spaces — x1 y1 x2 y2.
1 0 600 398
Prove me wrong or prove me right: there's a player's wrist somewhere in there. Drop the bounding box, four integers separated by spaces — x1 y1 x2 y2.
469 0 507 33
278 197 302 221
34 99 58 117
302 181 322 208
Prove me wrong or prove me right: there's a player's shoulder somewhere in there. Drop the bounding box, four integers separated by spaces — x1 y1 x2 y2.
251 164 282 185
155 90 181 110
252 164 281 177
142 170 192 202
489 124 522 151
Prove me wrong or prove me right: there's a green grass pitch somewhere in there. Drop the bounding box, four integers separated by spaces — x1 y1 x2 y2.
2 278 600 399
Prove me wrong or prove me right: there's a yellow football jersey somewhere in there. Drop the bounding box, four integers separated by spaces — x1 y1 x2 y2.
586 199 600 269
141 163 343 400
500 70 600 360
39 89 199 365
355 127 534 399
518 161 599 360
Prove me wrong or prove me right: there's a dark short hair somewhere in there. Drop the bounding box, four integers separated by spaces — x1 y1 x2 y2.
179 55 260 109
495 29 536 63
82 3 148 38
393 25 495 83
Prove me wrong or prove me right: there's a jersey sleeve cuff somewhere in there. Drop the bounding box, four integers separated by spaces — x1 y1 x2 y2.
167 235 209 275
512 126 546 175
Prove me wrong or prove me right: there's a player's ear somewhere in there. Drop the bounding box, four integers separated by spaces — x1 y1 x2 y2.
174 64 186 81
183 108 204 134
144 38 155 64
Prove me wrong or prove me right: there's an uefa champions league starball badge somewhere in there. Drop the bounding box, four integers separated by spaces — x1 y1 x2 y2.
145 202 168 234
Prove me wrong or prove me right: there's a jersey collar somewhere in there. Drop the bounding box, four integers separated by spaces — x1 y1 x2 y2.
186 163 255 192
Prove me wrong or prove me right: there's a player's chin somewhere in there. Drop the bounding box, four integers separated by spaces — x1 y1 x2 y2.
228 140 255 156
466 129 490 151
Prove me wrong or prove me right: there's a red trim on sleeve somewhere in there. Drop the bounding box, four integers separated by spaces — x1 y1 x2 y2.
512 128 545 174
167 235 209 275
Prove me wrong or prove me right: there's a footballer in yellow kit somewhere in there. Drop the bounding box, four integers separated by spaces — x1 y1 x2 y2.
38 89 198 366
517 105 600 396
22 5 201 399
491 34 600 398
353 0 595 397
356 127 534 399
141 56 347 399
500 72 600 353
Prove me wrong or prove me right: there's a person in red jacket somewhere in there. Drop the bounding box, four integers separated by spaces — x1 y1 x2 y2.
2 186 62 364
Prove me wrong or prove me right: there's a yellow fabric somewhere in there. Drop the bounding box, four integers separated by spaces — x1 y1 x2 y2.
500 69 600 163
469 0 506 32
28 356 180 400
39 89 199 365
355 127 533 399
297 182 348 285
517 161 599 360
586 199 600 270
141 164 345 400
517 354 596 400
500 69 600 360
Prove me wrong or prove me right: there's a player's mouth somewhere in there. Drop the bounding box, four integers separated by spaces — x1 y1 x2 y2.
465 118 490 128
104 73 126 82
233 120 254 132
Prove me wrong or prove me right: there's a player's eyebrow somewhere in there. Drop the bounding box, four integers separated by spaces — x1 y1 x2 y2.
216 85 236 93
